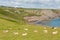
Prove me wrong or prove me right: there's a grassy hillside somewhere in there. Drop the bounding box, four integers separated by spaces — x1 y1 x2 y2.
0 17 60 40
0 6 60 23
0 6 40 23
0 6 60 40
0 7 24 22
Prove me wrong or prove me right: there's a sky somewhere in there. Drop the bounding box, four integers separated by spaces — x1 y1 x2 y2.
0 0 60 9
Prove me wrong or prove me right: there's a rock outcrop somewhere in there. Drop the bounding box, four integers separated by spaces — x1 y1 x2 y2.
24 10 60 22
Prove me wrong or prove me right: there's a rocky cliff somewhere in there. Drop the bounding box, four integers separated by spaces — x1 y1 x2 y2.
24 9 60 22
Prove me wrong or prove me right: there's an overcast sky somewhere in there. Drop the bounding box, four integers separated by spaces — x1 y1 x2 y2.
0 0 60 9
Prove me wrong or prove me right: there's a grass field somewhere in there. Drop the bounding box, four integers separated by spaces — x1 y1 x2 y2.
0 18 60 40
0 6 60 40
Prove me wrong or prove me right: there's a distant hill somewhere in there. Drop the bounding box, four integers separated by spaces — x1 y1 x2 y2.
0 6 26 23
0 6 60 23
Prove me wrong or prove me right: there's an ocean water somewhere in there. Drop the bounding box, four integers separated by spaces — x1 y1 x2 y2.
34 18 60 27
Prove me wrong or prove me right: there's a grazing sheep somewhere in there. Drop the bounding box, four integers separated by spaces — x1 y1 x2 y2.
34 30 38 32
52 31 58 34
3 30 9 33
24 28 28 31
43 30 48 33
54 27 57 30
13 32 19 35
22 33 27 36
52 27 57 29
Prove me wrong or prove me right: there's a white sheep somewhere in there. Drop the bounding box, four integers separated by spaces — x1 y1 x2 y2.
22 33 27 36
24 28 28 31
54 27 57 30
34 30 38 32
3 30 9 33
13 32 19 35
52 31 58 34
43 30 48 33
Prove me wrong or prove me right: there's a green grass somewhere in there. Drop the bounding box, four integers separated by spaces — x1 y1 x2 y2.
0 6 60 40
0 18 60 40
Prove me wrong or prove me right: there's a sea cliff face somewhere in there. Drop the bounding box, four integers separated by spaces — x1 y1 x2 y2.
24 10 60 22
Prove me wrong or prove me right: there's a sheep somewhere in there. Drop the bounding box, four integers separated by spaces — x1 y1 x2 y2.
13 32 19 35
34 30 38 32
22 33 27 36
24 28 28 31
52 31 58 34
3 30 9 33
43 30 48 33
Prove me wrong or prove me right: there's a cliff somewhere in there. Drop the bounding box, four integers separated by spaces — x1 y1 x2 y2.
24 9 60 22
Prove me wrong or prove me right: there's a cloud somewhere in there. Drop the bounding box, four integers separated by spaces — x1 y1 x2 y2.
13 0 50 3
0 0 60 9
